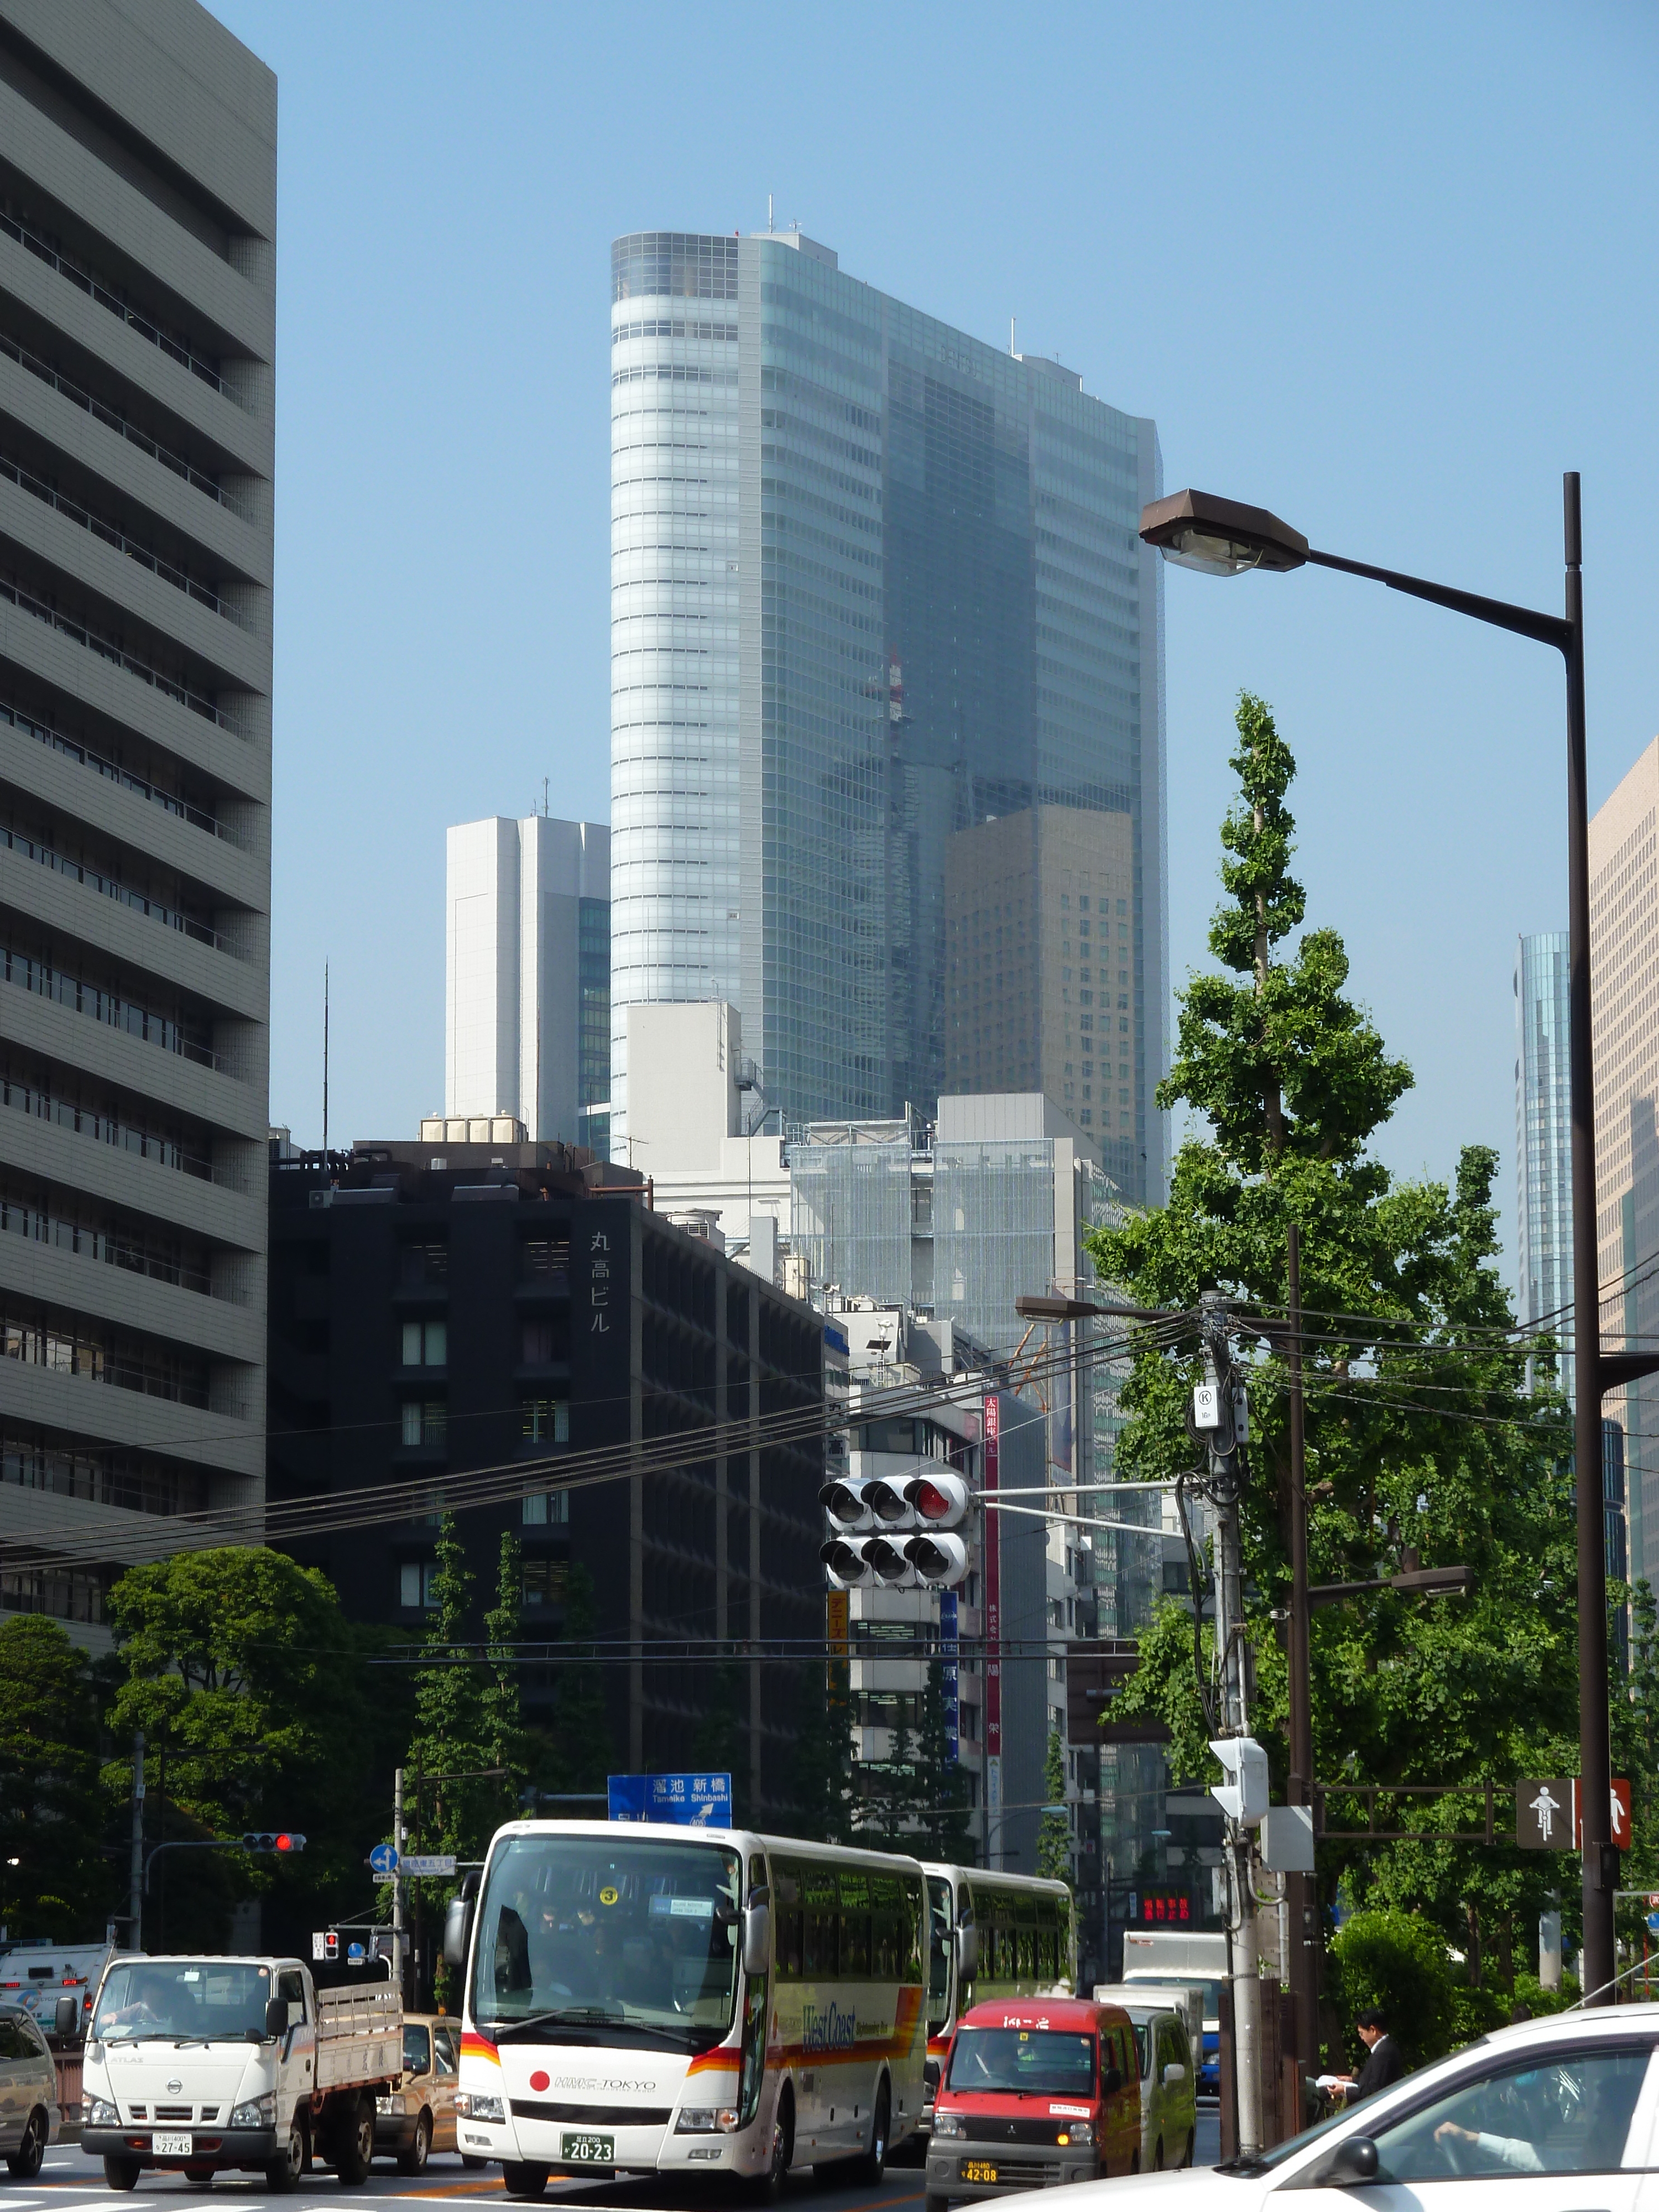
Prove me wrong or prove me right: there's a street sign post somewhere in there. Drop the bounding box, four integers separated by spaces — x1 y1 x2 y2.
607 1772 732 1825
368 1843 400 1876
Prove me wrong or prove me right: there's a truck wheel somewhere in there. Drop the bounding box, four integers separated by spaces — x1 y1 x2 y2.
6 2109 46 2178
926 2194 951 2212
103 2156 142 2192
335 2095 374 2185
461 2154 487 2171
500 2162 549 2200
265 2107 306 2192
397 2112 431 2176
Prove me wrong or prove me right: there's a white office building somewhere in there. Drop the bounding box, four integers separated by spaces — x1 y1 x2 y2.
444 816 610 1151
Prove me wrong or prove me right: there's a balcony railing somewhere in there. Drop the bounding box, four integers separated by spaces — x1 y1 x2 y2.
0 447 246 626
0 1068 216 1183
0 1187 230 1300
0 696 250 849
0 326 248 515
0 817 239 957
0 205 244 410
0 562 236 731
0 940 223 1073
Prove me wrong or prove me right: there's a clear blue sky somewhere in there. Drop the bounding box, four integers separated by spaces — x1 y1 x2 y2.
214 0 1658 1284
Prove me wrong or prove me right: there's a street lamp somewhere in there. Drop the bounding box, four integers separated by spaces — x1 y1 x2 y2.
1142 472 1647 2006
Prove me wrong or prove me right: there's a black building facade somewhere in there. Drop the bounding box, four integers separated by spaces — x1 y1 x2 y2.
267 1139 825 1814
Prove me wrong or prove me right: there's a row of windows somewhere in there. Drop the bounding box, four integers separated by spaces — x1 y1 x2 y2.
397 1397 569 1449
1 1306 211 1407
399 1532 568 1614
771 1860 924 1984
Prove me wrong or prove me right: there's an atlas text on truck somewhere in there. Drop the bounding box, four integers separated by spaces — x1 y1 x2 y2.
79 1954 402 2191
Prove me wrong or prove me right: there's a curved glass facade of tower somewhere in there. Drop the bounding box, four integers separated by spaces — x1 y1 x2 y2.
610 230 1167 1202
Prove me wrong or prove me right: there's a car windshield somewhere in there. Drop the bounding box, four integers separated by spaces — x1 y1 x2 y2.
92 1960 273 2044
469 1833 742 2053
948 2027 1096 2097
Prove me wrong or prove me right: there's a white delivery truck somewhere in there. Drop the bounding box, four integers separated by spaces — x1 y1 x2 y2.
0 1937 118 2043
79 1954 402 2192
1118 1929 1228 2097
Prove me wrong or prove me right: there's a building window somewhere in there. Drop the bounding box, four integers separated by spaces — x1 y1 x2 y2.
522 1487 571 1526
1079 1109 1093 1126
401 1318 446 1366
521 1318 555 1364
399 1560 437 1609
523 1558 569 1608
400 1400 446 1447
522 1397 570 1444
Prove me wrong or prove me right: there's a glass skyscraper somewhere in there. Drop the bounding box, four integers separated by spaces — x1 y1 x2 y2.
1515 930 1573 1401
610 229 1167 1203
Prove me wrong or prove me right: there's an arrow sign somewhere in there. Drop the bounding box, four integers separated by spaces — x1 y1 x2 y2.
368 1843 399 1876
400 1853 457 1877
1647 1913 1659 1936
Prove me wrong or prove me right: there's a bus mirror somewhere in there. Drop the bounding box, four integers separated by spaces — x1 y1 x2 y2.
742 1902 771 1978
954 1923 978 1978
443 1895 473 1972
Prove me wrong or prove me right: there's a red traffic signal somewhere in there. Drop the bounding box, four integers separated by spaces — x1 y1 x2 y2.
242 1831 307 1854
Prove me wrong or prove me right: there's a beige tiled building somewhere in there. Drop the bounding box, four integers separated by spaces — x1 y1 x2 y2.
943 806 1137 1179
1589 736 1659 1589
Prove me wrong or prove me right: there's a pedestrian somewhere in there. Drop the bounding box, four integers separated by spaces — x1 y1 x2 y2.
1330 2009 1406 2103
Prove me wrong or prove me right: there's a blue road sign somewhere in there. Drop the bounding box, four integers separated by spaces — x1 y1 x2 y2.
346 1942 366 1964
1647 1912 1659 1936
368 1843 399 1876
608 1772 733 1826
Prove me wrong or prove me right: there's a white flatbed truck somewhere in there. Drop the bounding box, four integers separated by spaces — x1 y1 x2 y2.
79 1954 401 2191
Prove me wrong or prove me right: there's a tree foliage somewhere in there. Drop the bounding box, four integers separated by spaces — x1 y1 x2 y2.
0 1616 108 1938
1037 1728 1072 1887
1330 1909 1455 2066
1087 692 1590 1974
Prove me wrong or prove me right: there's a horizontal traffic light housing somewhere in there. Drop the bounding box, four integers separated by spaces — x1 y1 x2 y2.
242 1832 306 1854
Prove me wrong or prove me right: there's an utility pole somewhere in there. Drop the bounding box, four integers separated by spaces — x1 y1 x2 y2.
127 1731 145 1952
392 1767 406 2006
1199 1293 1262 2158
1284 1223 1316 2067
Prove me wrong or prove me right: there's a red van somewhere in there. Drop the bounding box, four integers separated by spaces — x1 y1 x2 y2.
925 1995 1141 2209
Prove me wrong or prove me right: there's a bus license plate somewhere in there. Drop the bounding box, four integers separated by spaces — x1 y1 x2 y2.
561 2132 614 2166
962 2160 999 2184
154 2133 194 2158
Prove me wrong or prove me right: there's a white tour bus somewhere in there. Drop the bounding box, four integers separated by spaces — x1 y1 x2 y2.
920 1864 1076 2122
447 1819 927 2199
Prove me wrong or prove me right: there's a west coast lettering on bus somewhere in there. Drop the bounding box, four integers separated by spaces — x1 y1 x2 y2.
800 2000 859 2054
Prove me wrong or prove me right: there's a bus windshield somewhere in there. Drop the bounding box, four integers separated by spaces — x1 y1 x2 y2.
469 1833 743 2054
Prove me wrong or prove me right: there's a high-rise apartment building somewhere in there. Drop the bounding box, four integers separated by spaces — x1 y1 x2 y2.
945 805 1137 1181
445 815 610 1153
609 228 1166 1202
1589 737 1659 1592
0 0 275 1638
1515 930 1573 1400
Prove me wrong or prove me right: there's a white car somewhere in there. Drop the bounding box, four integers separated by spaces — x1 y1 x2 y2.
1054 2004 1659 2212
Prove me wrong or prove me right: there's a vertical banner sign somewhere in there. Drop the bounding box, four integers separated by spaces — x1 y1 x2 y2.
984 1393 1001 1813
940 1591 959 1766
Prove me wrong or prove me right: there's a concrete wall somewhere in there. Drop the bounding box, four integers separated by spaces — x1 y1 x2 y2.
625 1000 742 1175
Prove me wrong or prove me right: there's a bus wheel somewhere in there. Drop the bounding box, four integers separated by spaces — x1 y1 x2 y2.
501 2163 549 2201
849 2079 890 2185
748 2088 793 2204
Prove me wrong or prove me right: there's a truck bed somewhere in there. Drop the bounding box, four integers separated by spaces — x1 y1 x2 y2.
315 1983 402 2093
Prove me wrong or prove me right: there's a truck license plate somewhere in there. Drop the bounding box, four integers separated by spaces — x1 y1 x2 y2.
962 2159 999 2184
561 2132 614 2165
154 2133 194 2158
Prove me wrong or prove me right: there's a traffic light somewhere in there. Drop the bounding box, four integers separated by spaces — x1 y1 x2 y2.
242 1832 307 1854
1207 1738 1269 1827
818 1470 970 1588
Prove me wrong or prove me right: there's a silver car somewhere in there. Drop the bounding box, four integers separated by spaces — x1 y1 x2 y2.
0 2004 62 2178
1128 2005 1197 2171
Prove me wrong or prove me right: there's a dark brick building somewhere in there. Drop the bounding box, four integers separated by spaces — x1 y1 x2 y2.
267 1138 825 1814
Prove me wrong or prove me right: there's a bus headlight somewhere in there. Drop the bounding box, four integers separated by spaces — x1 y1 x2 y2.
455 2092 504 2124
932 2110 965 2138
675 2107 739 2134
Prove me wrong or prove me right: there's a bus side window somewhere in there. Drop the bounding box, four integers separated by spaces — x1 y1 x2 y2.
805 1909 838 1980
776 1910 804 1980
906 1879 925 1980
842 1910 870 1979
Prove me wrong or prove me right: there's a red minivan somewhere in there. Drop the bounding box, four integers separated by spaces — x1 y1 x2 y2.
925 1995 1141 2209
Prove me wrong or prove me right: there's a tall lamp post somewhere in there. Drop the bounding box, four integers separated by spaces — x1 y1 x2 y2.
1140 476 1655 2006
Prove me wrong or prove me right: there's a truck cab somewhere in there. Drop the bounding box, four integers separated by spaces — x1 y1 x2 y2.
925 1996 1140 2210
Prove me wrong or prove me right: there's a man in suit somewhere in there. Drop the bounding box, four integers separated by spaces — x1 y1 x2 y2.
1334 2010 1406 2103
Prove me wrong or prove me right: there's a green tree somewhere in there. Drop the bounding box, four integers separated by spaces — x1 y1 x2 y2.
1036 1728 1072 1887
914 1658 974 1863
0 1616 108 1938
1330 1908 1455 2066
783 1655 855 1845
406 1516 495 1863
481 1533 530 1788
547 1563 614 1794
1089 693 1579 1969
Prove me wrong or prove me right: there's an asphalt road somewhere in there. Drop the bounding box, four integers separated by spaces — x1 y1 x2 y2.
27 2112 1223 2211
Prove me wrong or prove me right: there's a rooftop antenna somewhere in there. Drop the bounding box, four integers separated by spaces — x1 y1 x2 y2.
322 961 329 1154
541 775 549 817
768 191 774 232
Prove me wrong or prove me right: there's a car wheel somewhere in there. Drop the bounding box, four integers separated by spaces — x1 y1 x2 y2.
500 2161 549 2200
265 2107 306 2193
397 2111 432 2176
5 2109 46 2179
849 2079 890 2185
103 2154 142 2192
745 2088 793 2205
